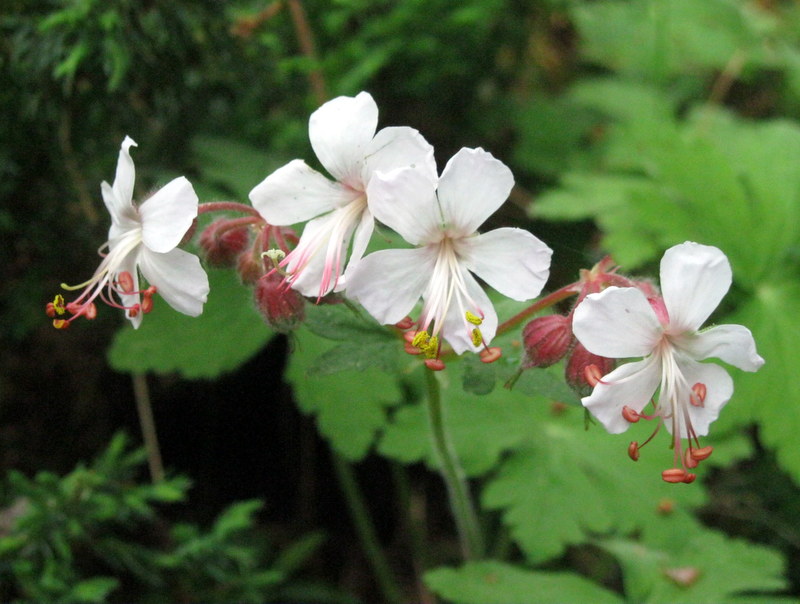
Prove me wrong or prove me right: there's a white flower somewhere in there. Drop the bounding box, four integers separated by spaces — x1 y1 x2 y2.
249 92 436 299
572 242 764 480
347 147 552 355
52 136 209 329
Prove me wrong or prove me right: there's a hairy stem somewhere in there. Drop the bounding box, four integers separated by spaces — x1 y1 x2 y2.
198 201 263 217
424 370 484 559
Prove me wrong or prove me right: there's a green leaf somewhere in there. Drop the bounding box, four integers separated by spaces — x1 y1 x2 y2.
66 577 119 603
461 353 496 395
108 269 273 379
192 136 284 201
285 326 404 461
602 525 787 603
424 560 623 604
482 404 705 564
511 364 581 406
717 281 800 481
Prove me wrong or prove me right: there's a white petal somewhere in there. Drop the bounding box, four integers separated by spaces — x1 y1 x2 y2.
309 91 378 188
111 136 137 213
436 148 514 236
249 160 359 225
678 324 765 372
366 167 440 245
572 287 663 358
138 248 209 317
459 227 551 300
666 359 733 437
337 210 375 292
439 269 498 354
362 126 437 185
347 247 435 325
103 181 139 241
139 177 198 253
582 357 662 434
660 242 732 331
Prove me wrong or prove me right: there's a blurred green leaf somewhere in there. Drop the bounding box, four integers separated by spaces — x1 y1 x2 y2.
285 324 404 461
482 404 705 564
108 268 273 379
424 560 623 604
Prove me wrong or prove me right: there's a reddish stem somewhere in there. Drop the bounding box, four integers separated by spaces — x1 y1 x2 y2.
198 201 262 217
496 285 580 336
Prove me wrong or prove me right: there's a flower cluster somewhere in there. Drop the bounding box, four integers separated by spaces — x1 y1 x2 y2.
249 92 553 367
51 95 764 484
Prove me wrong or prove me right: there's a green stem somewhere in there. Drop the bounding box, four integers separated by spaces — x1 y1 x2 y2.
424 370 484 559
331 452 404 604
131 373 164 483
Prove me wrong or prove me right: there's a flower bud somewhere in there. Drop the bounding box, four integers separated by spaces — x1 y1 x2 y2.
565 342 615 397
254 272 305 333
521 314 572 368
199 219 250 268
237 250 265 285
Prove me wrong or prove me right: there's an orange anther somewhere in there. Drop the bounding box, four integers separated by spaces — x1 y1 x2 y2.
690 382 707 407
84 303 98 320
404 330 419 344
424 358 446 371
479 347 502 364
404 342 421 355
53 319 70 330
45 302 57 318
690 446 713 461
682 473 697 484
628 441 640 461
661 468 688 483
395 316 414 330
141 295 154 314
584 364 604 387
683 448 699 469
117 271 135 293
128 304 140 318
621 406 640 423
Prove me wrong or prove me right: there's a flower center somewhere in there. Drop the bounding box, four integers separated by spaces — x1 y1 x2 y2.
620 336 713 484
415 237 486 351
47 228 156 328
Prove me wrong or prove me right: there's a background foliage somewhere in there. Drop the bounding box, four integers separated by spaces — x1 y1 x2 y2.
2 0 800 601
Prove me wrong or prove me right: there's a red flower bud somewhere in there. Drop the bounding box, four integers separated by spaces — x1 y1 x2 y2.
521 315 572 368
254 272 305 333
564 342 615 397
199 219 250 268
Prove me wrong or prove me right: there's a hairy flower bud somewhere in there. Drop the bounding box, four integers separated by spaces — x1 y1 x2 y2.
199 219 250 268
565 342 615 397
522 314 572 368
237 251 265 285
254 272 305 333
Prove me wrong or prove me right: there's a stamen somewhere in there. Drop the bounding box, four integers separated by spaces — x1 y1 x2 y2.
479 347 502 364
690 446 713 461
661 468 688 483
628 441 640 461
117 271 135 293
465 310 483 325
690 382 707 407
424 358 446 371
471 328 483 347
621 406 640 423
584 364 605 387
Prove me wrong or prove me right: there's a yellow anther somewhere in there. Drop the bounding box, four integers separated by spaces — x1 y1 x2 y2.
52 319 69 330
52 294 66 315
465 310 483 325
412 331 431 349
421 336 439 359
262 249 286 268
471 328 483 347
